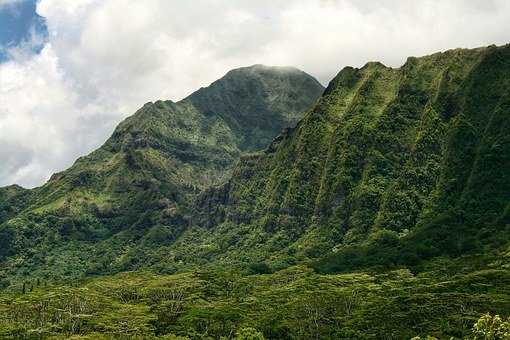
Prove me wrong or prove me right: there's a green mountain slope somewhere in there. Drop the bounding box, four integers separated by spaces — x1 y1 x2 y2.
0 65 324 281
180 44 510 271
0 44 509 339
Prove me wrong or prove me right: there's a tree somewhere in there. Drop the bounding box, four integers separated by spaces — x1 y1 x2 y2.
472 313 510 340
235 327 265 340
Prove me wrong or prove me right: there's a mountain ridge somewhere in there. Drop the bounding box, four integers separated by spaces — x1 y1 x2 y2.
0 44 509 339
0 64 324 279
183 44 510 271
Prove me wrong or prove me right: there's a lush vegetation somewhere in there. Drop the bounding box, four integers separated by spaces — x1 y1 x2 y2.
2 257 509 339
188 45 510 272
0 45 509 338
0 65 323 284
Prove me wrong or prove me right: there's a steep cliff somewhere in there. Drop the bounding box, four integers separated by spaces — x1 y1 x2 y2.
189 45 510 270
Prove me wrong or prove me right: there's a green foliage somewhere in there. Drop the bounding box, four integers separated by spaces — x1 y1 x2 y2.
0 263 508 339
248 262 273 275
472 314 510 340
235 327 265 340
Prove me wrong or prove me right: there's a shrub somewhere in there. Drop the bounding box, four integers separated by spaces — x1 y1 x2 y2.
472 313 510 340
235 327 265 340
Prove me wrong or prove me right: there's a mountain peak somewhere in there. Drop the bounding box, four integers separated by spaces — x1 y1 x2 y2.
5 65 324 240
185 65 324 150
227 64 304 74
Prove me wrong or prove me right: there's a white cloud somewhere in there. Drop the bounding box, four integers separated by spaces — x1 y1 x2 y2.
0 44 119 186
1 0 510 187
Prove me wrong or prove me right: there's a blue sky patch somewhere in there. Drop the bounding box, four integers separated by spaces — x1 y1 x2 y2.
0 0 48 62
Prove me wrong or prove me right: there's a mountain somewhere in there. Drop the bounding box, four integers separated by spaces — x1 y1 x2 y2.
0 45 509 339
0 65 324 280
187 44 510 270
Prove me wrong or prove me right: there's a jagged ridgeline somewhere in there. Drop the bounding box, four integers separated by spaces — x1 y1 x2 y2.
0 65 324 280
191 44 510 270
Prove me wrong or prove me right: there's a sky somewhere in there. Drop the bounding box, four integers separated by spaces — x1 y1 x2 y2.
0 0 509 188
0 0 46 62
